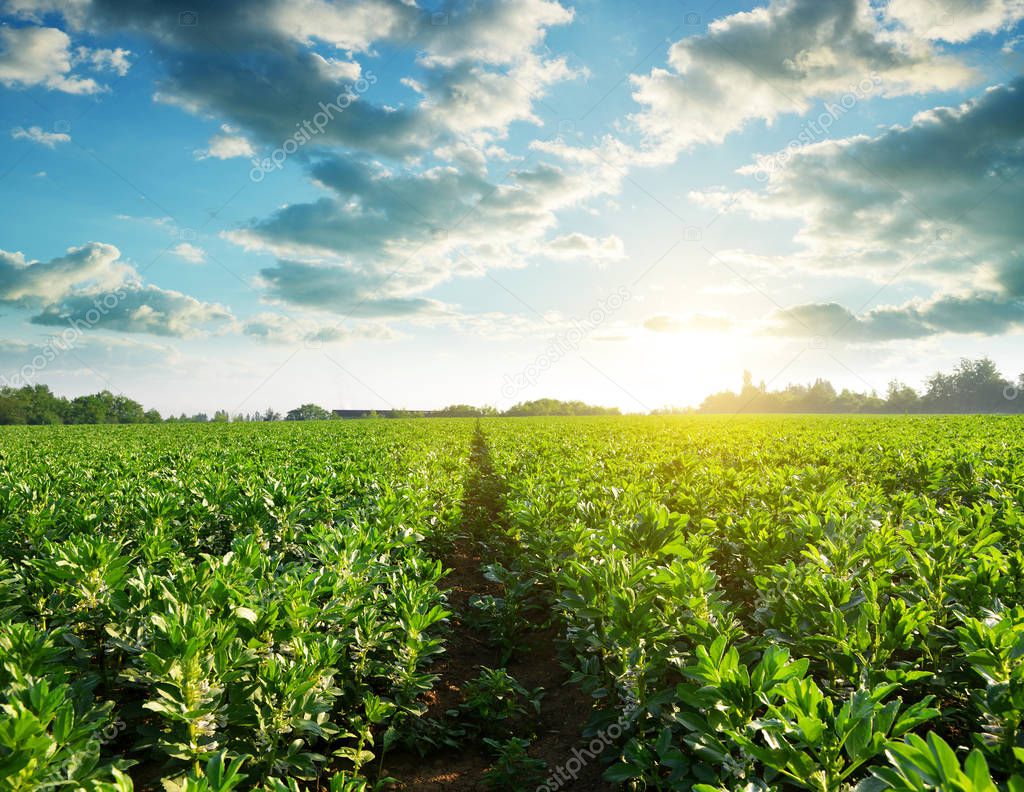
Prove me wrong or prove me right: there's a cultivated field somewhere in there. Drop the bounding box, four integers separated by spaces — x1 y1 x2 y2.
1 416 1023 791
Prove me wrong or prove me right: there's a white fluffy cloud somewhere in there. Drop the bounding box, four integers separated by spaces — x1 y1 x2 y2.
11 125 70 147
170 243 206 264
194 124 255 160
78 45 131 75
0 25 100 93
886 0 1024 42
629 0 973 158
0 242 130 305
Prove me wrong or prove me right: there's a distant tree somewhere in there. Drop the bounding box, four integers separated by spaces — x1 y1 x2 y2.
19 385 65 424
111 394 147 424
0 394 27 425
923 357 1009 413
802 378 837 412
436 404 495 417
144 409 162 423
285 403 332 421
69 391 116 424
697 359 1018 415
261 407 281 422
212 410 230 422
503 399 620 417
885 380 919 413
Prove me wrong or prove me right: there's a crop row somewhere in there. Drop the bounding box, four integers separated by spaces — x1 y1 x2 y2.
480 415 1024 790
0 421 471 790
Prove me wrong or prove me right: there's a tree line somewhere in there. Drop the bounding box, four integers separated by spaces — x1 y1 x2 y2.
0 390 621 425
692 358 1024 414
0 386 162 425
2 359 1021 425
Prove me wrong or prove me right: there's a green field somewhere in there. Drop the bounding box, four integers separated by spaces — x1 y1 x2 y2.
2 416 1023 791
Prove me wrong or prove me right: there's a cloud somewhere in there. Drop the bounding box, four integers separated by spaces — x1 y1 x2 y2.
229 152 623 303
241 311 394 344
0 242 131 306
78 45 131 75
689 75 1024 341
11 125 70 147
771 294 1024 341
0 242 234 338
194 124 255 160
886 0 1024 42
256 259 450 319
17 0 608 329
52 0 576 158
30 284 235 338
0 25 105 93
629 0 973 158
170 243 206 264
416 0 574 67
696 78 1024 291
546 233 625 262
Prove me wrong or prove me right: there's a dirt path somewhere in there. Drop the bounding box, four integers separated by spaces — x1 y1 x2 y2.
381 428 608 791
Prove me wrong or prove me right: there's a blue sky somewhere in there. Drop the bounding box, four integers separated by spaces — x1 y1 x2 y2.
1 0 1022 414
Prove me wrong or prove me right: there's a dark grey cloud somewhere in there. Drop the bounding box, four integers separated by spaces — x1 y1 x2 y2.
258 259 448 318
231 153 621 305
716 77 1024 285
772 294 1024 341
695 76 1024 340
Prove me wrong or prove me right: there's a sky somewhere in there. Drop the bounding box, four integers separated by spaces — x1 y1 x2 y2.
0 0 1022 415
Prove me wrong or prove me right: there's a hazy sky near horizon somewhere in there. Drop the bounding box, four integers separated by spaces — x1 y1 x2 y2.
1 0 1022 414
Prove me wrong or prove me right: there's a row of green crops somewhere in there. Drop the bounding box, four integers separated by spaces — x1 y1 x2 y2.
0 420 471 791
480 415 1024 791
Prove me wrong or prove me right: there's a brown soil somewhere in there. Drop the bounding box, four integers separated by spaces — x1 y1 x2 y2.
381 540 609 791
